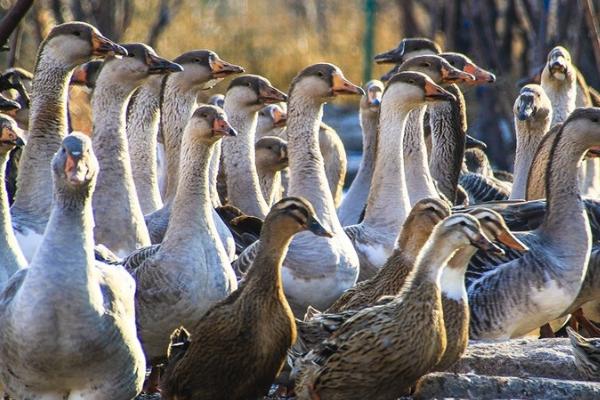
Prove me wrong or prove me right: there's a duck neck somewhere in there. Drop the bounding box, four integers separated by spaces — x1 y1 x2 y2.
286 93 341 231
162 76 199 203
511 116 550 199
361 101 412 230
403 105 439 204
541 126 589 244
441 245 475 301
12 57 71 221
161 137 221 252
126 76 163 213
405 235 461 292
429 85 466 203
0 151 27 280
222 102 269 218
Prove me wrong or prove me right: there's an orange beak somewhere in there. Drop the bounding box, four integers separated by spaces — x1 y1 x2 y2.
441 67 475 83
210 57 245 78
212 118 237 137
586 146 600 158
424 80 455 102
258 84 287 104
0 125 24 146
463 62 496 84
271 107 287 127
331 73 365 96
496 229 529 252
91 31 127 57
64 154 88 186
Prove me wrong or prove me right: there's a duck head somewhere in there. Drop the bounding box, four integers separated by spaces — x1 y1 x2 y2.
289 63 364 102
467 208 529 252
186 104 237 144
173 50 244 91
266 197 333 238
436 214 504 254
439 52 496 85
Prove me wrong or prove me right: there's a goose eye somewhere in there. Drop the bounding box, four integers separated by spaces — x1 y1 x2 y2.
421 62 430 67
200 113 208 118
593 118 599 123
460 221 466 226
317 71 324 77
128 53 135 58
408 79 415 84
73 31 81 37
246 82 252 87
259 111 265 116
194 58 201 63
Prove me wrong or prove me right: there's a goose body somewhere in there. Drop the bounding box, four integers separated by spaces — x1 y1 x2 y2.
0 133 145 399
318 122 347 208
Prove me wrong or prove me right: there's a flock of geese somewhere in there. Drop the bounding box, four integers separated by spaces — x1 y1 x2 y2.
1 19 600 400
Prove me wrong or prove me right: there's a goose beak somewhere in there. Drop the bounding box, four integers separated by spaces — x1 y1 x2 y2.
424 81 455 102
441 67 475 83
374 46 404 64
472 234 505 256
147 53 183 74
0 125 24 146
549 55 568 77
516 96 536 121
466 135 487 150
585 146 600 159
258 84 287 104
70 61 101 88
496 229 529 252
212 118 237 137
210 57 245 79
331 73 365 96
463 62 496 84
91 32 127 57
70 65 89 86
367 88 382 108
64 152 88 186
271 107 287 127
306 216 333 238
0 94 20 112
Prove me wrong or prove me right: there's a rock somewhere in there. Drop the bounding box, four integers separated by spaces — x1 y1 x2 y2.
415 373 600 400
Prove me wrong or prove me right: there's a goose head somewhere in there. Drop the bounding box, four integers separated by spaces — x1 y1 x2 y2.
434 214 503 254
255 136 288 172
265 197 333 238
289 63 364 103
360 80 384 114
374 37 441 64
396 55 475 84
467 208 529 252
226 75 287 112
185 105 237 145
70 60 102 88
40 22 126 69
0 114 25 154
513 84 552 127
542 46 574 83
173 50 244 91
208 93 225 109
52 133 98 193
439 52 496 84
96 43 182 91
383 71 456 110
258 104 288 130
562 108 600 155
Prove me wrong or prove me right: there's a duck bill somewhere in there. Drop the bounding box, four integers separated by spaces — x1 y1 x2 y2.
271 107 287 128
380 65 400 82
91 32 127 57
496 230 529 252
0 125 24 146
441 67 475 84
212 118 237 137
331 73 365 96
210 57 245 79
147 53 183 74
374 47 403 64
258 84 288 104
472 235 505 256
466 135 487 150
424 81 455 102
463 62 496 84
306 216 334 238
64 154 88 186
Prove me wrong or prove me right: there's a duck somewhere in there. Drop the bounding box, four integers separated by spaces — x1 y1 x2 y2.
123 106 238 373
293 214 499 400
343 71 455 280
509 84 552 199
436 207 527 371
468 108 600 339
337 80 382 226
221 74 287 218
126 58 183 214
567 326 600 381
144 51 243 260
0 133 145 399
91 43 181 257
160 197 332 400
255 135 288 206
234 64 363 316
0 114 26 289
10 21 126 261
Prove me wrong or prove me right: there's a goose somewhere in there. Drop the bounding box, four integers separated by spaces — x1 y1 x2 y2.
123 106 238 383
160 198 332 400
567 326 600 381
126 58 183 214
91 43 181 257
234 64 363 315
144 50 243 254
221 75 287 218
510 84 552 200
0 133 145 399
337 80 382 226
344 72 455 281
255 135 288 206
0 115 26 289
256 103 287 140
468 108 600 340
10 22 126 261
293 214 498 400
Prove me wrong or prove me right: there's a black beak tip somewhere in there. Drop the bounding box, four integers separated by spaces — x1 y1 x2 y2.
228 128 238 137
16 137 25 147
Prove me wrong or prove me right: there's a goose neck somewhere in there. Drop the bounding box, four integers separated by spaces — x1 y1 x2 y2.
543 80 576 127
511 117 550 199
